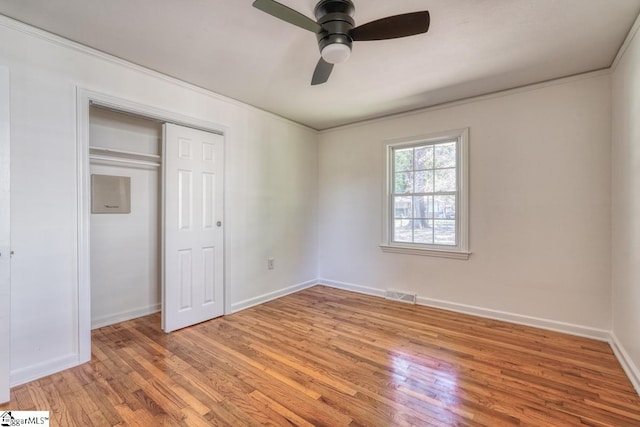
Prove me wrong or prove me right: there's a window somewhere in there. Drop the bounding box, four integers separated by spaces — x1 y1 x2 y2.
382 128 469 259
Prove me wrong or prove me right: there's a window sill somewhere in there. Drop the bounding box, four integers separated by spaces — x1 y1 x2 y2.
380 244 471 260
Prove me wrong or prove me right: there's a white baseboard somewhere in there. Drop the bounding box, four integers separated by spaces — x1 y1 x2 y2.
417 296 611 342
317 278 386 298
11 353 79 387
231 279 318 313
609 333 640 396
91 303 161 330
318 279 611 341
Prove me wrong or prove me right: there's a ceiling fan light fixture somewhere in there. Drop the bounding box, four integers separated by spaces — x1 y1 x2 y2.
321 43 351 64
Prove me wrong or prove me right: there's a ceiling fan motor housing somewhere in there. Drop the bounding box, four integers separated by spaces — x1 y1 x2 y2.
314 0 355 60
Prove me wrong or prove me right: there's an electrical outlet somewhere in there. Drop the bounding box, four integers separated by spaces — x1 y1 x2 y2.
268 258 275 270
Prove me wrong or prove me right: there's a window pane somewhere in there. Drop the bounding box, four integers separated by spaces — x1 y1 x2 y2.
394 172 413 193
393 219 413 242
414 170 434 193
394 196 412 218
415 146 433 170
394 148 413 172
414 220 434 244
434 195 456 219
434 168 456 192
434 220 456 245
413 196 433 219
435 142 456 168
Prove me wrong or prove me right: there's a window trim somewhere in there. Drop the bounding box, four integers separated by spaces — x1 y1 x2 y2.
381 128 470 259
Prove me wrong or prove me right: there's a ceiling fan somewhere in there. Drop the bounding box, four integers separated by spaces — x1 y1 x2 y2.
252 0 430 85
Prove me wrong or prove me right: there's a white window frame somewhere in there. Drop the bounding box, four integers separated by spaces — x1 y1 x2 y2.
381 128 470 259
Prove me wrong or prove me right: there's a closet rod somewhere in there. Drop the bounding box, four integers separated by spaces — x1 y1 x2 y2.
89 154 161 167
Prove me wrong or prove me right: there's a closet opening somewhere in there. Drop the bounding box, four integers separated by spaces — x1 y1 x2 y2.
89 105 163 329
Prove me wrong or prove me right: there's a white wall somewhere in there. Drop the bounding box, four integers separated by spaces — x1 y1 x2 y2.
90 163 160 328
612 20 640 389
0 16 318 385
90 107 161 155
89 108 162 329
318 74 612 333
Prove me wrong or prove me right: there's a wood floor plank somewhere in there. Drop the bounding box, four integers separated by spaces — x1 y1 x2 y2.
2 285 640 426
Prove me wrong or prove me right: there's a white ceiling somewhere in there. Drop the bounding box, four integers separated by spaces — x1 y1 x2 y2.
1 0 639 130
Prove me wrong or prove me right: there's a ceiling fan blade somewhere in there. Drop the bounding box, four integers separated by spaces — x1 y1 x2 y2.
252 0 322 34
350 11 430 41
311 58 334 85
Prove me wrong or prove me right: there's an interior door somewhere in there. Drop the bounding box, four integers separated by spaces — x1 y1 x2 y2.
0 66 10 403
162 123 224 333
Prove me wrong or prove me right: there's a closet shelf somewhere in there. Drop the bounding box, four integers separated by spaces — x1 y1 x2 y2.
89 146 160 161
89 146 161 166
89 155 161 168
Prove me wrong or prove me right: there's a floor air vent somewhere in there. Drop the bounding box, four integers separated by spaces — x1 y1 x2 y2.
385 289 417 304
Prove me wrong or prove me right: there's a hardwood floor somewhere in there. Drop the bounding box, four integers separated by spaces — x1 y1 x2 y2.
2 285 640 426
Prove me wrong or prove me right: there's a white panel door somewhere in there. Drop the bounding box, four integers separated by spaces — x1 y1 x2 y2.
0 67 10 403
163 123 224 332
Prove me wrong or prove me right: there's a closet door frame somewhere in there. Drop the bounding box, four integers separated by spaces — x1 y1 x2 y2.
76 88 230 363
0 67 10 403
